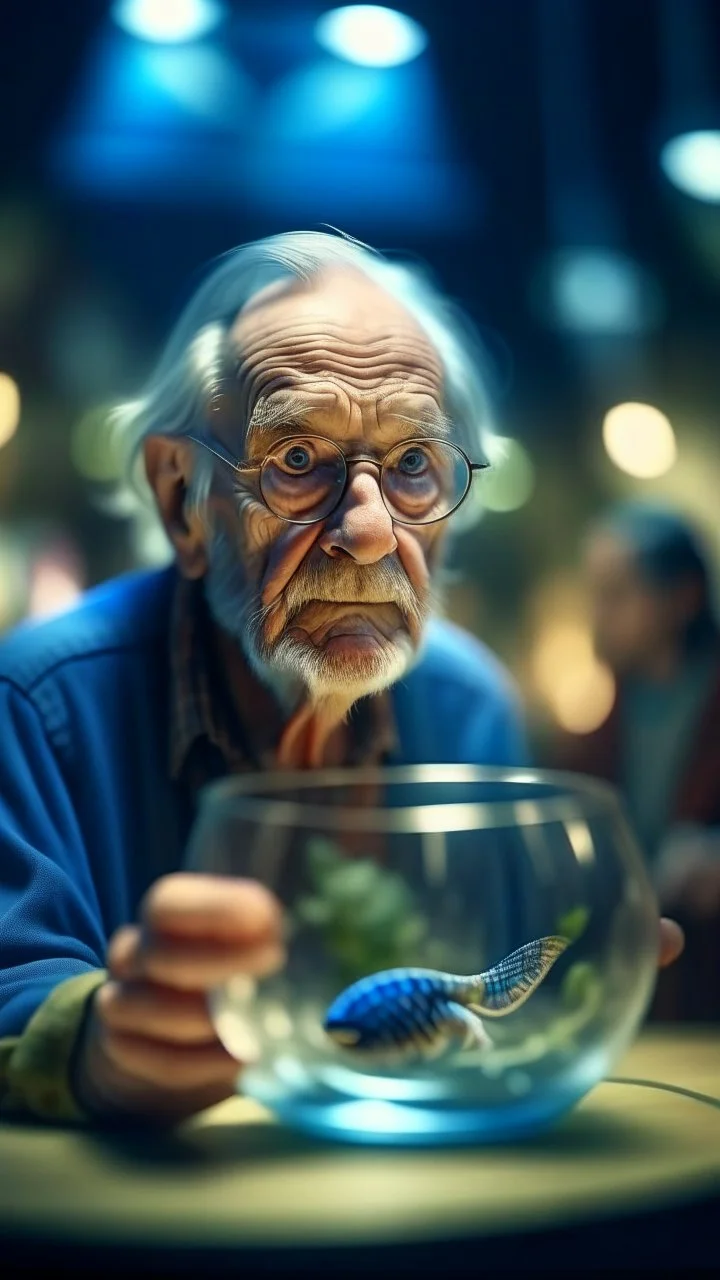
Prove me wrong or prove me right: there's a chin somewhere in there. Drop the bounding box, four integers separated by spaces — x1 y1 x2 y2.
266 632 415 701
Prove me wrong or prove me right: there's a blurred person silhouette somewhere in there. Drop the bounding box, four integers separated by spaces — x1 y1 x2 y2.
556 501 720 1020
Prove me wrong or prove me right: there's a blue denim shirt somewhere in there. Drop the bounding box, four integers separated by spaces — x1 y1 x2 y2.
0 566 527 1118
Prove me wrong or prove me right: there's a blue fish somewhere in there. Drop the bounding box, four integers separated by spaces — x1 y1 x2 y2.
323 936 570 1064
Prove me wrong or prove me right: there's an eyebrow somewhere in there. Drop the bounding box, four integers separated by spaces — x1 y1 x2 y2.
246 397 454 442
245 394 318 440
386 410 453 439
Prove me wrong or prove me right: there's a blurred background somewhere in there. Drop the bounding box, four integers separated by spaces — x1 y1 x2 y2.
2 0 720 758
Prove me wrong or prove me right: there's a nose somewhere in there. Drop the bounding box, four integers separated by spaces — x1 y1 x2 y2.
318 463 397 564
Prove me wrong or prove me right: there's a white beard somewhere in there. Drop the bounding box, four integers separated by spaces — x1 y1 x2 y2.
266 626 414 702
203 526 417 708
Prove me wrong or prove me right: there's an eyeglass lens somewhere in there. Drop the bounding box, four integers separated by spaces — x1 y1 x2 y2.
259 437 470 525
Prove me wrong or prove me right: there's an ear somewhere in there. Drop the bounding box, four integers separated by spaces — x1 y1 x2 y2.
143 435 209 580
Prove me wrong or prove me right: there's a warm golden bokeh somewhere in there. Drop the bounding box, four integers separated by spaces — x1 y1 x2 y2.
602 402 677 479
0 373 20 449
531 619 615 734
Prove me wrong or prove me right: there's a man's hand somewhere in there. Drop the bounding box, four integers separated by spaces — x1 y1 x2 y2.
73 874 284 1122
658 916 685 968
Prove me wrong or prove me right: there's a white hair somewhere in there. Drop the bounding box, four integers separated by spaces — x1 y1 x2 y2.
111 229 497 531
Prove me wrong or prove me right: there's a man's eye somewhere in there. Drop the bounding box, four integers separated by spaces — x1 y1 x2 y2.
398 448 428 475
283 446 312 471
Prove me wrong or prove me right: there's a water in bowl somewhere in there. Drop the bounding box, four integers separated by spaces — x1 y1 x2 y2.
210 964 647 1145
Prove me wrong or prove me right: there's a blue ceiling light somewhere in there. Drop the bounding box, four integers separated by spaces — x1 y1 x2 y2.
660 130 720 203
112 0 224 45
315 5 428 68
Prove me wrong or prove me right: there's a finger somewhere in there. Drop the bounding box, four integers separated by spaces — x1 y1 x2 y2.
102 1031 243 1092
658 917 685 968
109 931 286 990
140 874 282 945
96 981 218 1045
107 925 142 980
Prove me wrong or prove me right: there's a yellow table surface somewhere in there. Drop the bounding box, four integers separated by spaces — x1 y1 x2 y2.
0 1029 718 1249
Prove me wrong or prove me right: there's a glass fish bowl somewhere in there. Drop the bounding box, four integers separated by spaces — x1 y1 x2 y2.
184 765 659 1146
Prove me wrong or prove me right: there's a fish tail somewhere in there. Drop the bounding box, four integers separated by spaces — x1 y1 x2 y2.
468 935 570 1017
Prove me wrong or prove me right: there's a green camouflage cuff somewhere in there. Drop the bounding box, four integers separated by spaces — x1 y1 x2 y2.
0 970 107 1123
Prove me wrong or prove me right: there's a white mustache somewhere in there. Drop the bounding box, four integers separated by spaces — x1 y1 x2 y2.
282 561 422 622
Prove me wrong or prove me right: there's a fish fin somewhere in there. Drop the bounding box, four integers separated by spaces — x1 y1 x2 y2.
445 1001 493 1051
470 935 571 1017
329 1029 361 1046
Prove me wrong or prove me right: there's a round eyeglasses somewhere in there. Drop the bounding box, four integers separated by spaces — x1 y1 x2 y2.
186 432 488 526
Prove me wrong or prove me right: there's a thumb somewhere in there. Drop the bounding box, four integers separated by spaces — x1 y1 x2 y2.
658 917 685 969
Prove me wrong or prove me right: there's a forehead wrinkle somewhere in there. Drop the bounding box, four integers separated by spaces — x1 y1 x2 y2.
235 315 442 379
236 311 439 348
239 345 439 386
242 368 443 440
242 362 441 411
239 326 439 359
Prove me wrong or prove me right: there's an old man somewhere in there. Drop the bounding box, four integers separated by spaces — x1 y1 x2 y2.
0 232 683 1124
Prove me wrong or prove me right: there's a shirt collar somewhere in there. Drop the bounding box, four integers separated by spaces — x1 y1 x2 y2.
168 575 399 784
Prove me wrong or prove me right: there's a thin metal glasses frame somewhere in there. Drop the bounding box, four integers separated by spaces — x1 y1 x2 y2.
185 431 488 526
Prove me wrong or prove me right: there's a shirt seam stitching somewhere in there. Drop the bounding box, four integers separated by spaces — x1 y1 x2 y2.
0 640 158 697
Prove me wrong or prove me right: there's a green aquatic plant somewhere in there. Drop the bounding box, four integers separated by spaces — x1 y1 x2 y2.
555 903 591 943
561 960 603 1012
295 837 429 984
553 904 603 1017
554 905 603 1039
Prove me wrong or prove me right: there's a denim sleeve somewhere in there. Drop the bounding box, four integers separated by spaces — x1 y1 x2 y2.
0 680 107 1119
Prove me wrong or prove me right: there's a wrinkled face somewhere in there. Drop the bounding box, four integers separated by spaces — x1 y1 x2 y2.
583 533 678 674
204 269 448 701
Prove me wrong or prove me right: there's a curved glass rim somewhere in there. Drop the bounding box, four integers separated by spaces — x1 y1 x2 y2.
195 764 626 835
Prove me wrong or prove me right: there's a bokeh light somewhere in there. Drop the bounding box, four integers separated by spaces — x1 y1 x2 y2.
315 6 428 68
482 436 535 513
145 44 253 124
112 0 224 44
661 131 720 203
130 508 173 567
541 249 662 336
28 545 84 620
532 621 615 734
71 406 125 483
0 373 20 449
0 535 26 630
602 402 677 479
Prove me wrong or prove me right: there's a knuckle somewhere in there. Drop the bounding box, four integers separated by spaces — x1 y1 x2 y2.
102 1029 140 1078
246 943 286 977
106 926 141 976
244 880 282 928
141 874 181 929
94 980 123 1027
103 1028 236 1093
143 950 190 989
